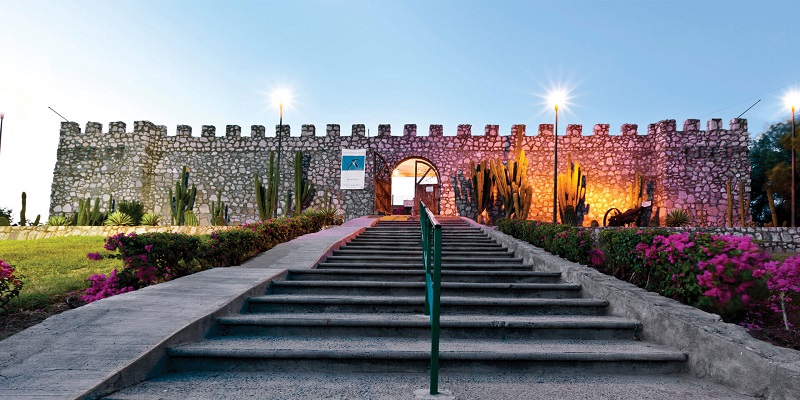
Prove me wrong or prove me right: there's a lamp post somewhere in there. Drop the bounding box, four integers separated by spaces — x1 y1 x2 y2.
553 103 559 224
271 89 291 218
792 102 797 227
0 113 4 155
274 102 283 218
548 91 565 224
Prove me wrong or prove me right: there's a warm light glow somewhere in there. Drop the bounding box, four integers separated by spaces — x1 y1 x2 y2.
548 89 568 110
271 88 292 110
393 169 399 176
786 91 800 111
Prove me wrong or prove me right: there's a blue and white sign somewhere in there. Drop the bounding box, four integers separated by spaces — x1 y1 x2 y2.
341 149 366 189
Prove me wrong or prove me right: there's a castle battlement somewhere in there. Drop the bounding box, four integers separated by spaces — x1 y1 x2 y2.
59 118 749 139
51 117 750 228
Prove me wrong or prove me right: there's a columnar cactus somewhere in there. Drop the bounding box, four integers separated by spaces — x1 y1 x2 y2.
490 149 532 220
210 190 229 226
169 166 197 226
557 153 588 226
255 151 277 221
293 151 314 216
19 192 26 226
470 160 493 224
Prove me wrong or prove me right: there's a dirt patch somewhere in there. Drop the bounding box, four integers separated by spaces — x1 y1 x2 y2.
0 302 71 341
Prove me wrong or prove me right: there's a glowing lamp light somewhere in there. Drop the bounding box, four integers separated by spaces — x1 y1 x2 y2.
547 90 567 111
786 91 800 112
393 169 400 177
271 88 292 111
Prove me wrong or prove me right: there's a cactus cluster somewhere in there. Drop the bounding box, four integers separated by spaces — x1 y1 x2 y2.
627 172 647 211
76 197 104 226
19 192 26 226
557 153 588 226
169 166 197 226
470 160 493 224
490 149 532 220
255 151 278 221
293 151 314 216
210 190 229 226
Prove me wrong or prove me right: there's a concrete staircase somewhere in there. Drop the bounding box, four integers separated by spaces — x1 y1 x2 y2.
167 218 687 375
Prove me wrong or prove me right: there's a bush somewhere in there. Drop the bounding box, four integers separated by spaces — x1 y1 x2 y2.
497 220 593 265
118 200 145 226
0 259 24 317
84 214 333 302
598 228 669 279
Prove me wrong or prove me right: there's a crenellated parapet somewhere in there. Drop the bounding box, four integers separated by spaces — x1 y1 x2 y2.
50 118 750 227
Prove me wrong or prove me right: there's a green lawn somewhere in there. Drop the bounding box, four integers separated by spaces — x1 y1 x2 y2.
0 236 121 310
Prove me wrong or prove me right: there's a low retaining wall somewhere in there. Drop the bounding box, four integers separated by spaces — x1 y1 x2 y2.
591 226 800 253
471 220 800 399
0 226 238 241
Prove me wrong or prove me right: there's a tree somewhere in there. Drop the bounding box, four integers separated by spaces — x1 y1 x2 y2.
750 119 797 225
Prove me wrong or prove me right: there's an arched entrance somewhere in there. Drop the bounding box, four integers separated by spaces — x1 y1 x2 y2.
387 157 440 215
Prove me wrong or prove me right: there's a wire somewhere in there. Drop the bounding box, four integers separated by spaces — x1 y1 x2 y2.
700 79 800 118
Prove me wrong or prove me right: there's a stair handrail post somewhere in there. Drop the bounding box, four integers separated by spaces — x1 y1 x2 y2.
420 201 442 395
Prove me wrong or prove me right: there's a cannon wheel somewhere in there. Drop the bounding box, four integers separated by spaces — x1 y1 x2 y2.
604 208 622 227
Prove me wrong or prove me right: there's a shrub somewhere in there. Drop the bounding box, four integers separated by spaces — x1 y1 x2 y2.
118 200 145 226
0 259 24 318
598 228 669 279
665 209 691 227
497 220 593 265
760 255 800 330
204 229 260 267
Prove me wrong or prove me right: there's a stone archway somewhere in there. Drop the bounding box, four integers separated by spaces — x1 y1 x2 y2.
390 157 441 215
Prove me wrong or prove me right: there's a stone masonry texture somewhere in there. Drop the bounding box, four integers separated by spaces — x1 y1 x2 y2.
49 119 750 226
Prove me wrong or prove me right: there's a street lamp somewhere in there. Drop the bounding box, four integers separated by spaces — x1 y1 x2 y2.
548 91 566 224
271 89 291 218
787 92 800 227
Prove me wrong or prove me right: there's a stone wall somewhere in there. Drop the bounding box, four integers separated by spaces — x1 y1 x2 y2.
50 118 750 226
0 225 235 241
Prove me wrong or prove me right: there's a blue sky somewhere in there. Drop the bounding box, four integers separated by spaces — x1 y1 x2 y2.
1 0 799 219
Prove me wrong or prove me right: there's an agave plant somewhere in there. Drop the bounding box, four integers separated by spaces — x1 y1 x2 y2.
665 209 691 227
104 211 133 226
46 215 72 226
140 213 162 226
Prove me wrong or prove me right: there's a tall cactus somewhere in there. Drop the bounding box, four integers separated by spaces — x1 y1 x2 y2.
169 166 197 226
19 192 26 226
557 153 588 226
490 149 532 220
293 151 314 216
76 197 104 226
470 160 493 224
255 151 277 221
210 190 229 226
628 172 645 210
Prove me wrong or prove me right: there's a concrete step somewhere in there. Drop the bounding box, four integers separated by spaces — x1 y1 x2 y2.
286 269 561 283
267 281 582 298
245 295 609 315
216 313 640 340
323 255 525 264
316 262 533 271
331 249 516 258
167 337 687 374
339 243 509 251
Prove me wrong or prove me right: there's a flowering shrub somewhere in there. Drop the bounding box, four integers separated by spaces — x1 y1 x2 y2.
760 255 800 330
84 214 334 303
695 235 771 318
82 269 134 303
598 228 669 279
0 258 24 317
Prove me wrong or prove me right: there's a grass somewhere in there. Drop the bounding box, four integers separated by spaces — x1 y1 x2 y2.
0 236 121 311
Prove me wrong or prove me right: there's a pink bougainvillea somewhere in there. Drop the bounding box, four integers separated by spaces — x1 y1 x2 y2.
81 269 134 303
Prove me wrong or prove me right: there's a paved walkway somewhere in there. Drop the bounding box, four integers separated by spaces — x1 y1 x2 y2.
0 216 756 399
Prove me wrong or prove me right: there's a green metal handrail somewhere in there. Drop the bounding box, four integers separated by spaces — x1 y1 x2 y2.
420 201 442 395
